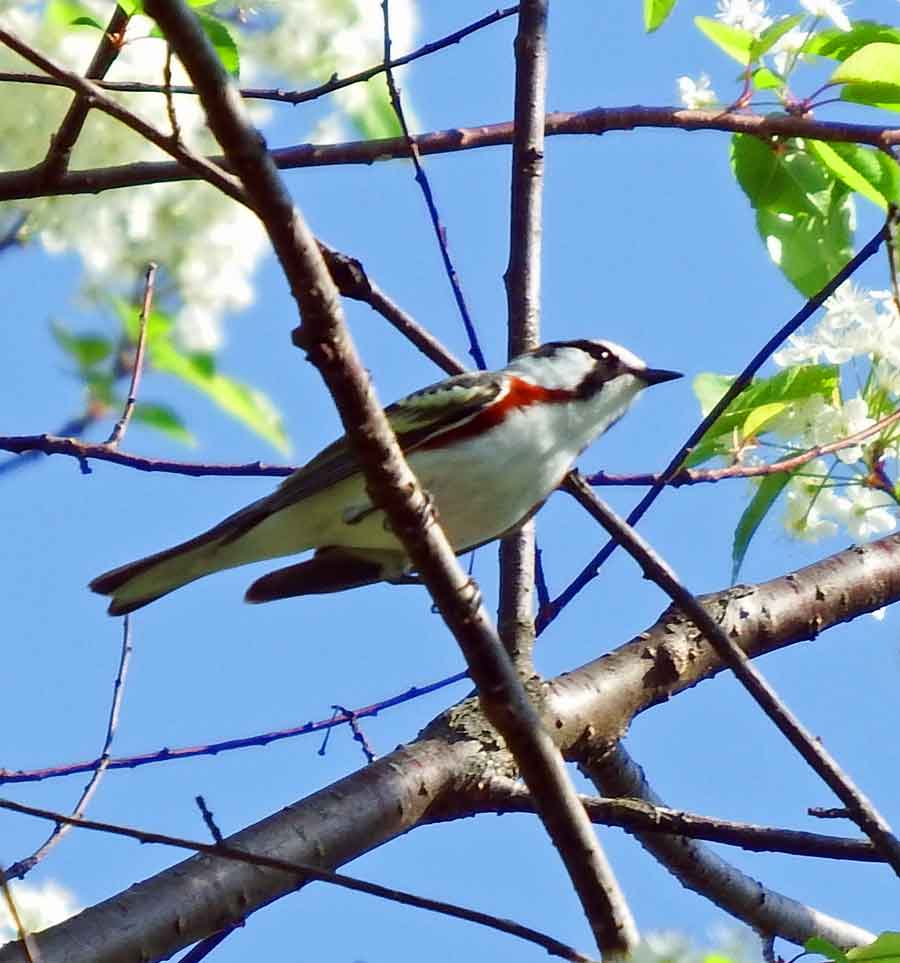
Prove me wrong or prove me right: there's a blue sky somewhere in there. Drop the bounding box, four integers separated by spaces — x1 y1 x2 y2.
2 1 899 960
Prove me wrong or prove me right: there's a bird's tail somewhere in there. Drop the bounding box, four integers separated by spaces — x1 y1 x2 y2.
90 497 279 615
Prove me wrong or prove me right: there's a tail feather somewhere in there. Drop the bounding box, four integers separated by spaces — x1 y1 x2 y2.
245 548 405 603
90 496 276 615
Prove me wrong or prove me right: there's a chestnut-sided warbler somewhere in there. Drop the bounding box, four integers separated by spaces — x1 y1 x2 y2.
90 339 680 614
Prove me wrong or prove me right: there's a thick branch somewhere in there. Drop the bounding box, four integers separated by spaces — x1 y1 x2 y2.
580 744 874 951
6 535 900 962
1 107 898 200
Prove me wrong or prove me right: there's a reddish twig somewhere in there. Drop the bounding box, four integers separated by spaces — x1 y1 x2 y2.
0 671 468 786
4 107 900 201
105 263 156 448
589 406 900 487
4 617 134 880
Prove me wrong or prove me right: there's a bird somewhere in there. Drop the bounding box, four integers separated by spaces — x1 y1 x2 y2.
90 339 681 615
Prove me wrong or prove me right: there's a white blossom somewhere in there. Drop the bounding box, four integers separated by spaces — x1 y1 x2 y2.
715 0 772 35
1 0 415 351
0 880 78 942
832 486 897 539
677 73 718 109
799 0 852 31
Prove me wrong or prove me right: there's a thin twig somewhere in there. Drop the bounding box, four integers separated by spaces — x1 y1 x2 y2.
588 406 900 487
105 263 156 448
332 705 377 763
0 671 468 786
381 0 486 370
0 797 596 963
0 6 519 107
5 107 900 201
4 617 134 880
540 218 892 631
470 779 889 863
39 4 130 181
563 470 900 876
195 796 224 844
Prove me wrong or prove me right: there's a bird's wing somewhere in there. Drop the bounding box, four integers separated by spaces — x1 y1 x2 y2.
226 372 503 538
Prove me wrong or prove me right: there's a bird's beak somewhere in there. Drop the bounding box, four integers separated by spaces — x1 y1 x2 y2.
640 367 683 386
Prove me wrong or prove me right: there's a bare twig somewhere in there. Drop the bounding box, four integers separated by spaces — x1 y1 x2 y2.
0 6 519 107
332 705 377 763
579 744 874 952
563 471 900 875
4 617 134 880
0 671 468 786
588 406 900 487
381 0 486 370
4 107 900 201
38 4 130 181
469 779 889 863
105 263 156 448
195 796 224 845
540 218 892 631
0 797 596 963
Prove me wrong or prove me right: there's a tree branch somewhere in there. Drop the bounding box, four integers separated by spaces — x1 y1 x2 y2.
579 744 874 952
562 471 900 874
140 1 637 956
4 533 900 961
1 107 898 201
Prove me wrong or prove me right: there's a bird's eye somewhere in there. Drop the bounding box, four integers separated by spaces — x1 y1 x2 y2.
599 350 610 361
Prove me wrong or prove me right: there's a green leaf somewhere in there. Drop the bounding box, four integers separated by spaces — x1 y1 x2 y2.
44 0 100 27
51 320 113 370
750 14 804 60
732 469 794 581
644 0 677 33
85 372 117 407
752 66 784 90
150 342 289 452
756 186 854 296
695 16 755 64
114 300 174 346
348 79 402 140
70 15 104 29
132 402 195 446
840 82 900 111
694 365 840 440
196 12 240 78
732 135 831 218
148 12 239 76
808 22 900 61
831 42 900 87
806 934 850 961
742 401 788 438
848 932 900 961
694 372 737 417
807 140 900 209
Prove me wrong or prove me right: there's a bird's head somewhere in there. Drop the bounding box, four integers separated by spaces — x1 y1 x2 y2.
508 339 682 440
